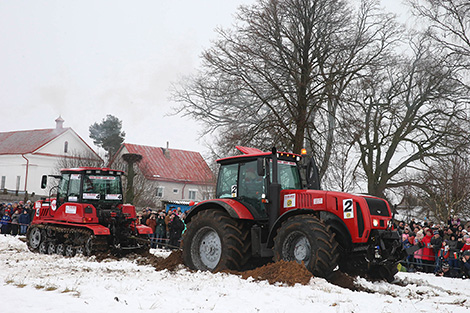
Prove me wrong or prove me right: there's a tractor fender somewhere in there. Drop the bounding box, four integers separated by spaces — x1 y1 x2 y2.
185 199 254 223
319 211 353 252
265 209 352 250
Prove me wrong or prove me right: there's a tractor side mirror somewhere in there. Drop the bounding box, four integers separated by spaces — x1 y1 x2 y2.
41 175 48 189
257 158 265 176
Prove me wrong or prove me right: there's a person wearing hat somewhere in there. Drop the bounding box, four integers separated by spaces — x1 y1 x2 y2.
459 250 470 278
431 230 443 273
460 237 470 254
435 261 452 277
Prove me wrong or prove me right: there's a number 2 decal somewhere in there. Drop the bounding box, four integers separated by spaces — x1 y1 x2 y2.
343 199 354 219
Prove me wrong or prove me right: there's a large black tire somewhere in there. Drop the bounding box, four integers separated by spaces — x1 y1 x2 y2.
273 215 339 278
182 210 250 272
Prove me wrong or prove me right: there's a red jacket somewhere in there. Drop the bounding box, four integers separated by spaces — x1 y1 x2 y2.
421 234 435 261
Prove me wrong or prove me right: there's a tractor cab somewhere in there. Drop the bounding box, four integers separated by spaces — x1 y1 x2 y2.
53 168 124 210
216 146 305 220
216 147 303 220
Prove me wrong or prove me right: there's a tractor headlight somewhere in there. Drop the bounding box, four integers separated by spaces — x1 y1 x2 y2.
372 219 379 227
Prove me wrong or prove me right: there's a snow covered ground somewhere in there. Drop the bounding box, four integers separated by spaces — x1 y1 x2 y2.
1 235 469 313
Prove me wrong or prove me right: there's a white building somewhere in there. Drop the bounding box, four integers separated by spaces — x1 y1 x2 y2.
0 117 101 197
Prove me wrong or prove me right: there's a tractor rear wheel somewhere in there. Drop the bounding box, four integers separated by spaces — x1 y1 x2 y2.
182 210 250 272
273 215 339 278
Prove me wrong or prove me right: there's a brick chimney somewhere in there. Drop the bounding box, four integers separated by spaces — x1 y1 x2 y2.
162 141 171 159
55 116 64 129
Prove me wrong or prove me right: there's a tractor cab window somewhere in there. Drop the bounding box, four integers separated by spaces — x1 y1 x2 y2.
82 174 123 202
67 174 81 201
270 160 302 190
216 163 238 198
57 174 70 204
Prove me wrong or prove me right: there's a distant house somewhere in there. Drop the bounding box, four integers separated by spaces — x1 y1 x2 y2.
0 117 101 197
111 143 215 207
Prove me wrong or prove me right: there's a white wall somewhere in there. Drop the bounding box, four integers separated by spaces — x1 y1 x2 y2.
0 129 100 196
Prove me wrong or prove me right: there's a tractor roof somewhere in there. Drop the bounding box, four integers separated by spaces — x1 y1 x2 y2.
217 146 300 164
60 167 124 174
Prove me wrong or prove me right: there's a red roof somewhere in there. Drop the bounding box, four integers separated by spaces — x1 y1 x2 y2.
120 143 214 185
0 128 69 155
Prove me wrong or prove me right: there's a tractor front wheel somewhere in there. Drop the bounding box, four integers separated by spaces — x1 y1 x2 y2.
182 210 250 272
273 215 339 278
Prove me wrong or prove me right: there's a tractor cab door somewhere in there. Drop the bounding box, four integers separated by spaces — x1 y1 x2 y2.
216 160 268 219
238 161 267 219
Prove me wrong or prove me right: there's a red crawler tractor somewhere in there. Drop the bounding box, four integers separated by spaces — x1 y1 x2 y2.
182 147 404 281
27 167 152 256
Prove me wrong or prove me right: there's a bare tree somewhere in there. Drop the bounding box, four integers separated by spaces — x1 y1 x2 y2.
173 0 400 178
54 150 103 174
110 157 158 208
341 34 470 199
408 0 470 64
410 154 470 222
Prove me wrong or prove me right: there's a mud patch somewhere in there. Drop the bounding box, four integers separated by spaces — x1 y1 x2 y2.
135 250 184 272
327 271 366 291
239 260 313 286
93 250 369 291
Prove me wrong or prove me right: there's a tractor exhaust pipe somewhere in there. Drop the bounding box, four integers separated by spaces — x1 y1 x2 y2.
268 147 281 229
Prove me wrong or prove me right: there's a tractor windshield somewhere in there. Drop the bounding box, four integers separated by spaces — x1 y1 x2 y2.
82 174 123 202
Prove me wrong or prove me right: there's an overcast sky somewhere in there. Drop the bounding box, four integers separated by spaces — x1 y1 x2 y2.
0 0 407 157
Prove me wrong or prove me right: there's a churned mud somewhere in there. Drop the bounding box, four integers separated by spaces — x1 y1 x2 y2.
129 250 363 290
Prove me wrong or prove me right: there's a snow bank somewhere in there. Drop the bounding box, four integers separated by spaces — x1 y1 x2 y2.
1 236 469 312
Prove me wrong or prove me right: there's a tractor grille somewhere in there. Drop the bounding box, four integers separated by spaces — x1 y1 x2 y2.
356 202 365 237
365 198 390 217
297 193 315 208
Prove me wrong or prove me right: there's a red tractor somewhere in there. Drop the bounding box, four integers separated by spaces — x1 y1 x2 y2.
26 167 152 256
182 147 404 281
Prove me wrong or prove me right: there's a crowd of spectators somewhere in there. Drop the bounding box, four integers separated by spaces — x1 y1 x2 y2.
137 206 186 250
398 217 470 279
0 201 33 236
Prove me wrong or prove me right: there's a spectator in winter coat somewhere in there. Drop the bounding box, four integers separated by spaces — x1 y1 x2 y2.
414 230 424 270
168 213 184 249
1 214 11 234
435 261 452 277
431 230 443 272
146 214 157 249
421 229 435 272
155 213 166 248
447 234 460 270
18 209 31 235
461 237 470 254
10 209 20 236
164 210 173 245
459 250 470 278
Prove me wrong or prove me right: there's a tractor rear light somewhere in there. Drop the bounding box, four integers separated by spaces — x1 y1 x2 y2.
372 219 379 227
83 217 93 223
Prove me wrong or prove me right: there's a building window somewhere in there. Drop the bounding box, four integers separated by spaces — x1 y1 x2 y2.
188 190 197 200
156 186 164 198
173 188 179 194
16 176 21 191
1 176 5 190
64 141 68 153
